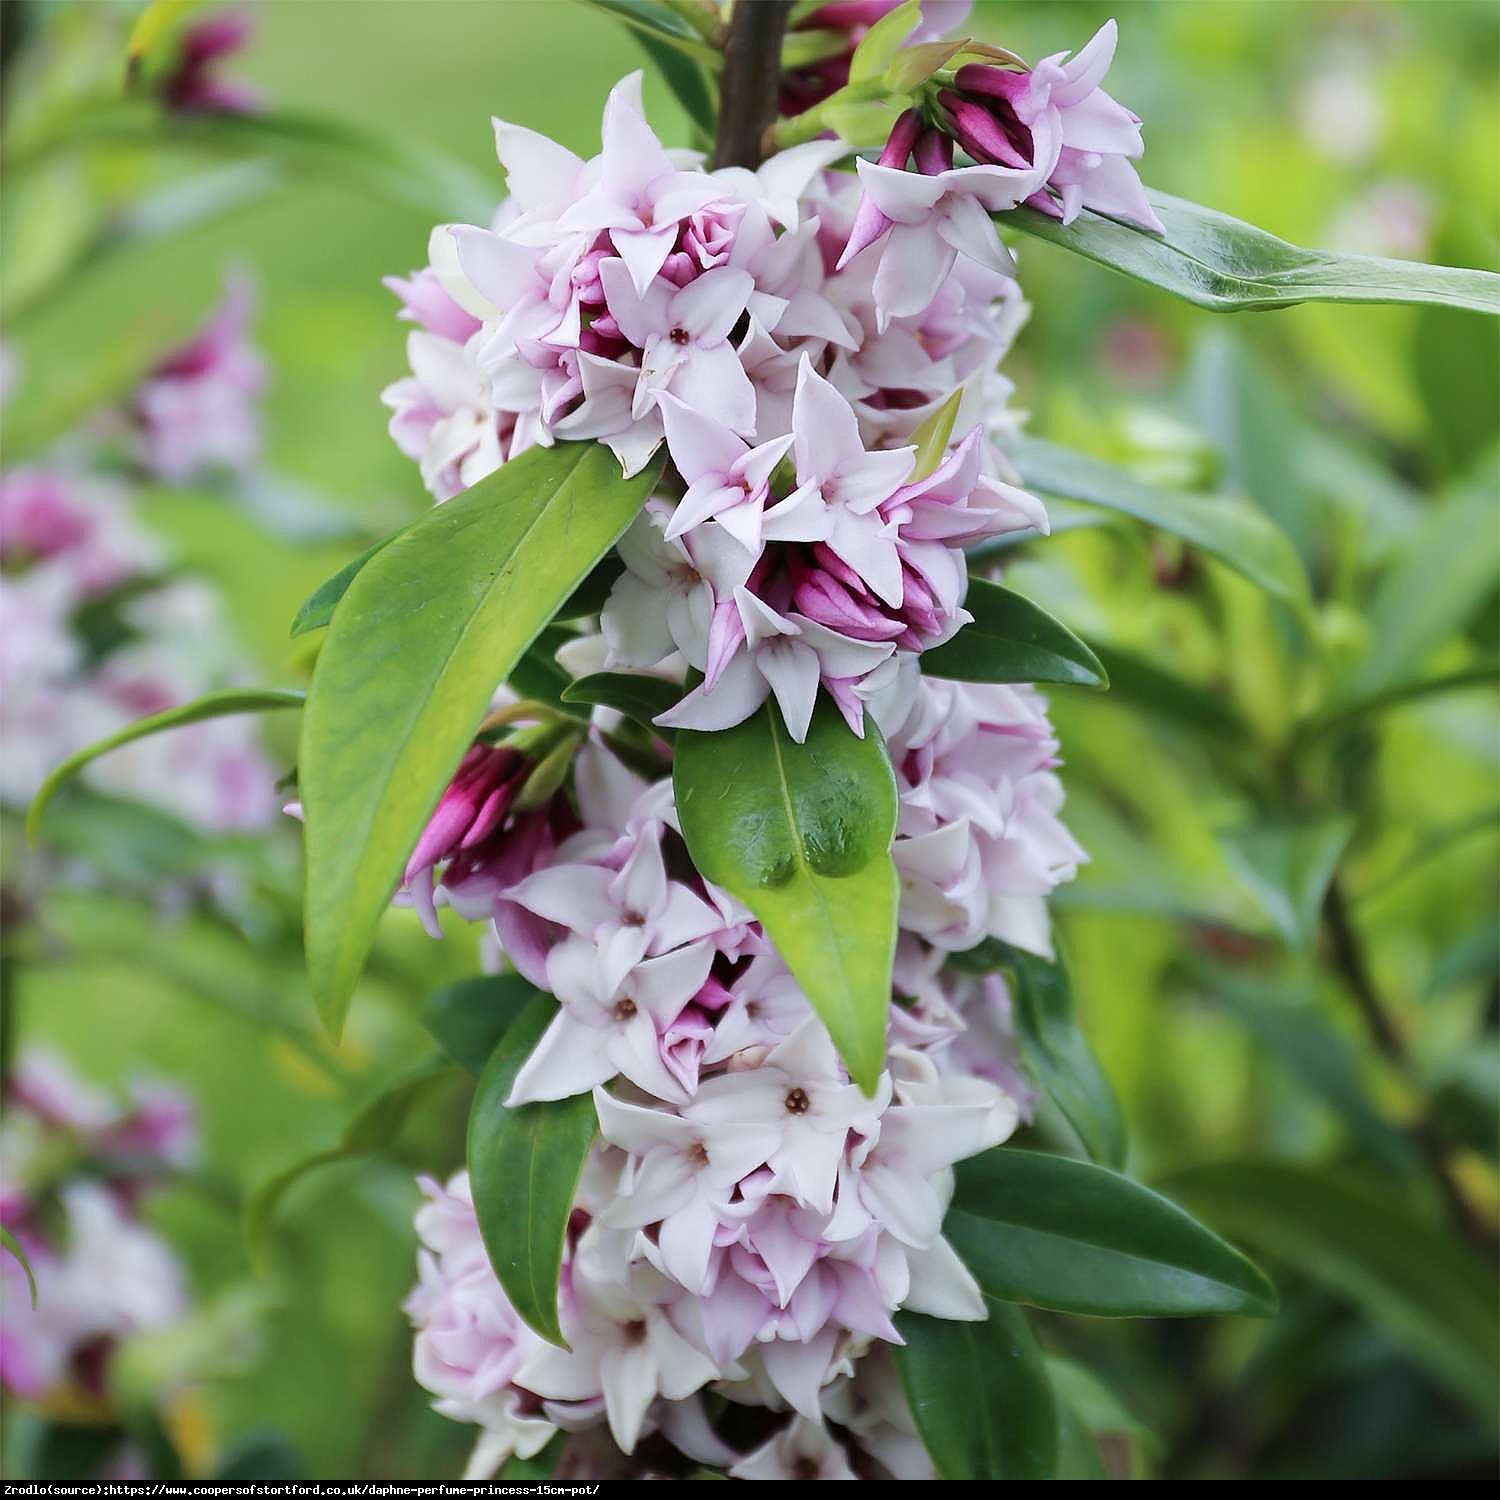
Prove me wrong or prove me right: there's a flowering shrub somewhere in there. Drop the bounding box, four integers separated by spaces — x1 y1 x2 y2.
20 0 1497 1484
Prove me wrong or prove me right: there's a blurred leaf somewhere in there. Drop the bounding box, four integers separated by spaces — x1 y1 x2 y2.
1053 1400 1108 1480
1429 1048 1500 1161
579 1 718 133
561 672 681 736
499 1433 564 1480
1008 191 1500 315
849 0 921 82
124 0 207 80
1427 923 1500 999
1221 816 1353 950
1161 1161 1500 1420
1185 333 1320 559
924 579 1108 689
468 992 597 1347
1046 1356 1157 1452
32 1426 129 1484
0 1227 38 1307
299 442 661 1038
1013 437 1309 607
27 688 304 846
1089 643 1249 740
1335 461 1499 707
212 1434 302 1483
674 701 899 1093
951 941 1125 1169
1303 664 1498 741
421 974 540 1075
894 1298 1058 1479
245 1059 451 1267
1197 964 1417 1175
947 1149 1277 1318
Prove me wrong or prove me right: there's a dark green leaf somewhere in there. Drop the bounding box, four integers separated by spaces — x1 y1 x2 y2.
924 578 1107 689
245 1059 451 1267
1008 945 1126 1169
1053 1400 1108 1480
27 688 305 845
289 536 396 637
894 1298 1058 1479
1089 642 1248 740
1007 190 1500 315
422 974 540 1075
1046 1356 1157 1452
556 555 625 622
506 627 586 716
673 700 899 1092
212 1435 302 1483
299 441 662 1037
1012 437 1309 607
1161 1160 1500 1418
579 1 718 135
560 672 682 736
1221 816 1353 950
468 993 598 1346
947 1148 1277 1318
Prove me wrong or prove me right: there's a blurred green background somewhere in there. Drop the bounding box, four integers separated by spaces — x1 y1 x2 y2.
3 0 1497 1480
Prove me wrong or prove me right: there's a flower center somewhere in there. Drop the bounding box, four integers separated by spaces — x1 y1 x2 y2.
687 1141 710 1168
669 326 691 346
613 997 638 1021
784 1086 811 1116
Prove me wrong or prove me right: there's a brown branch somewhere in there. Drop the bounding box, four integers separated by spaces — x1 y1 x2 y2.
713 0 794 169
1322 877 1493 1256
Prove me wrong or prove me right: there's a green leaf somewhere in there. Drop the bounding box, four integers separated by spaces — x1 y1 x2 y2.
1012 437 1309 607
1 1227 38 1308
421 974 540 1075
1221 816 1353 950
244 1060 451 1268
1302 662 1498 741
906 390 962 483
1161 1161 1500 1418
1007 190 1500 315
560 672 681 737
1046 1356 1157 1451
894 1296 1062 1482
468 993 597 1346
557 555 625 622
924 578 1107 689
27 688 305 845
849 0 921 81
125 0 207 78
673 700 899 1092
580 0 718 135
946 1148 1277 1318
894 1299 1058 1479
1088 643 1249 741
1053 1400 1108 1480
1332 461 1498 710
994 943 1126 1169
299 441 662 1037
289 536 395 638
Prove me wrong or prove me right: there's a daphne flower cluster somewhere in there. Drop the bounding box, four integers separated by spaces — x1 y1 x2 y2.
0 1049 195 1413
382 17 1143 1477
0 287 277 834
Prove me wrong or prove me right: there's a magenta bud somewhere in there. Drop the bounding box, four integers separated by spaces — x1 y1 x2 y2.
913 127 954 176
953 63 1027 102
878 107 924 169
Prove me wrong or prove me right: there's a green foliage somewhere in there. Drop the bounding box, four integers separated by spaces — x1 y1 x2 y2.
947 1148 1278 1318
894 1299 1059 1479
468 993 598 1346
560 672 682 736
421 974 538 1075
298 442 662 1038
1008 191 1500 315
674 700 900 1092
924 578 1108 689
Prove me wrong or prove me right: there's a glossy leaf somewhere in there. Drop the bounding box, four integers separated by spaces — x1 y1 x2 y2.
1012 437 1309 607
895 1298 1058 1479
560 672 682 737
27 688 305 845
1221 815 1353 950
947 1148 1277 1318
245 1060 451 1268
421 974 541 1075
1007 190 1500 315
468 993 597 1346
673 700 899 1092
299 442 662 1036
1162 1161 1500 1418
924 578 1108 689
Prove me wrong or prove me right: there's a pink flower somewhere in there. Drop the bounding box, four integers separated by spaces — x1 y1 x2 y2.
161 9 259 116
